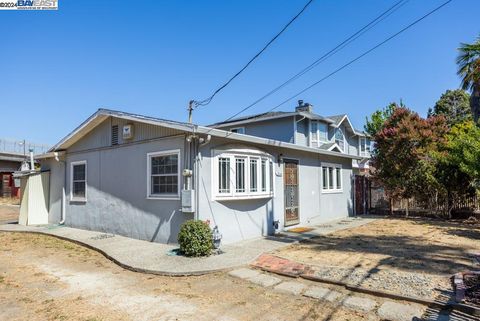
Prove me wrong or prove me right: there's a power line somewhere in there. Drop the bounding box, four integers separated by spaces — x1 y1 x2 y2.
193 0 315 108
222 0 410 123
264 0 453 114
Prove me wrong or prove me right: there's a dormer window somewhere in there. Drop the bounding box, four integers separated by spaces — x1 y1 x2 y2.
310 121 328 147
335 128 345 152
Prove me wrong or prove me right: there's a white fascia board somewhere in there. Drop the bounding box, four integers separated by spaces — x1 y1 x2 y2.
49 111 109 151
332 114 367 137
35 151 66 160
327 143 342 152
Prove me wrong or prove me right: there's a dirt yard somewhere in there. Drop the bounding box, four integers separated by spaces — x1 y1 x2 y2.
0 204 19 223
273 217 480 299
0 232 371 321
0 197 20 206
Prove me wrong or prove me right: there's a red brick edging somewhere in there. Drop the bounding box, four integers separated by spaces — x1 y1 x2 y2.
251 254 480 316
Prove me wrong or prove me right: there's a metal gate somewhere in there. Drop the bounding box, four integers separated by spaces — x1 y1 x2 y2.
354 175 370 215
284 160 299 226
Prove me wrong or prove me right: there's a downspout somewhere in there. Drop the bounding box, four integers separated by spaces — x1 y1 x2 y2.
54 152 67 225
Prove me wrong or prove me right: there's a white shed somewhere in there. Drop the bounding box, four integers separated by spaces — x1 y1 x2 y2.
15 171 50 225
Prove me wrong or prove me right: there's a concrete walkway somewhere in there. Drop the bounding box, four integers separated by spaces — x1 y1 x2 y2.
0 215 377 275
281 215 379 241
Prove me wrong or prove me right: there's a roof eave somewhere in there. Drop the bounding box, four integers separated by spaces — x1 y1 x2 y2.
49 109 362 161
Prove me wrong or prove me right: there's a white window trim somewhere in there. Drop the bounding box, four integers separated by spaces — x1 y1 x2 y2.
212 149 274 201
70 160 87 202
310 120 328 147
146 149 181 200
358 136 370 157
321 162 343 194
318 122 328 143
230 127 245 134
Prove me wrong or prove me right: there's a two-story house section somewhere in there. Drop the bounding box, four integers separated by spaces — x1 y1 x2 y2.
211 100 372 174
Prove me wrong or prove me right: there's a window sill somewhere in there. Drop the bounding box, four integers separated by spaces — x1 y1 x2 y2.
214 193 274 201
146 195 180 200
321 189 343 194
70 198 87 203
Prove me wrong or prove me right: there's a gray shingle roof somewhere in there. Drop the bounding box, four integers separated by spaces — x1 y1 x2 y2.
318 142 336 150
326 114 347 126
209 111 292 127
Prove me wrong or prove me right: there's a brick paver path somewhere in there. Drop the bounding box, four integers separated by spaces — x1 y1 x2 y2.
252 254 314 277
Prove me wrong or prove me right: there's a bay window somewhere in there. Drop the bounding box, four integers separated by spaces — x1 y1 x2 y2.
321 163 343 193
218 157 230 194
235 158 246 193
214 152 274 200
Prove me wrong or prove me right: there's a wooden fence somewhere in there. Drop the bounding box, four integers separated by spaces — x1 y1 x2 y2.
368 180 479 218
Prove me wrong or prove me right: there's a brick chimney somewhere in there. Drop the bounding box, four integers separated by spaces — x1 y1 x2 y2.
295 100 313 113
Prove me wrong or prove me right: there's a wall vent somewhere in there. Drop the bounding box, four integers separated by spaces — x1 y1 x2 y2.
111 125 119 145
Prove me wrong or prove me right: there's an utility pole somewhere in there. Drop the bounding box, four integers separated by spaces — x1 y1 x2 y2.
188 100 194 124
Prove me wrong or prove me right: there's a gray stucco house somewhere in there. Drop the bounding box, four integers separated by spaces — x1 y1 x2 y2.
37 101 371 244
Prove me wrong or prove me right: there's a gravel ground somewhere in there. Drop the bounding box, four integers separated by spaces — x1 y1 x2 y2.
274 218 479 301
312 265 449 299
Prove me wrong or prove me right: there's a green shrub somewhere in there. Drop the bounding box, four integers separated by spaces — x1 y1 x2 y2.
178 220 213 257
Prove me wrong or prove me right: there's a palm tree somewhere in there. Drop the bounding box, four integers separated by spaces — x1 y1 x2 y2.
457 36 480 123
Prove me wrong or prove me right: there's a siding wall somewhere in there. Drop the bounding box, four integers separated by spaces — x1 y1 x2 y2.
220 117 295 144
43 118 190 244
69 117 183 153
42 116 355 245
197 137 354 244
294 117 309 146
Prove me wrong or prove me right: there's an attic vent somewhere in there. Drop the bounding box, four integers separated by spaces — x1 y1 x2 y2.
111 125 119 145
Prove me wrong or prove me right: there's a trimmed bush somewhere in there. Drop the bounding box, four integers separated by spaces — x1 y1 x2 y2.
178 220 213 257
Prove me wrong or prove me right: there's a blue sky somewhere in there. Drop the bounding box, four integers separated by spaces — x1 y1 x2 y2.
1 0 479 145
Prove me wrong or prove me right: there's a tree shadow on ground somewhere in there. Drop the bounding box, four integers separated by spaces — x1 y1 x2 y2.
445 228 480 240
292 219 478 276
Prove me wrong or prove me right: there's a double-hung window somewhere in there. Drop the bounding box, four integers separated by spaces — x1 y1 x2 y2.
310 121 328 147
359 137 371 157
215 152 274 200
147 150 180 199
321 163 342 193
71 160 87 201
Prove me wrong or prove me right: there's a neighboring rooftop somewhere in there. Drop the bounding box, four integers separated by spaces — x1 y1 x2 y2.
0 138 50 156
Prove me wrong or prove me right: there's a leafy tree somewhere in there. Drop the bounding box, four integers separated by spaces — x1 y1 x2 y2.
372 107 448 214
457 36 480 123
444 120 480 185
427 89 471 126
432 120 480 217
364 101 403 136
